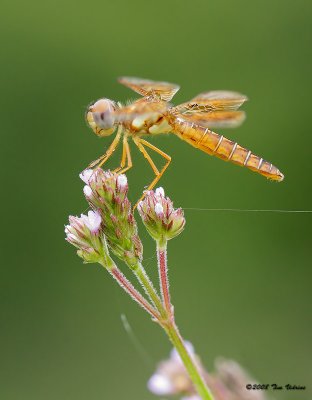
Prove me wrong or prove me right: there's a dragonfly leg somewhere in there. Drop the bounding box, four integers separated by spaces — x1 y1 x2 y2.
87 126 122 169
133 137 160 175
113 135 127 173
133 137 171 209
114 136 133 175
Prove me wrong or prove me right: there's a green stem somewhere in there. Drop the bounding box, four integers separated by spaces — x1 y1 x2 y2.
131 262 167 318
100 256 160 321
165 322 214 400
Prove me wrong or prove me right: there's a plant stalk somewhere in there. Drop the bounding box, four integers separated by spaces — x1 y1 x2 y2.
165 321 214 400
131 261 167 318
156 240 172 315
100 257 160 321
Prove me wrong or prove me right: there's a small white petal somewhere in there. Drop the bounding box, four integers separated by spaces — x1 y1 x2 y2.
117 174 127 188
155 187 165 197
147 373 174 395
83 185 93 197
79 169 94 184
155 202 164 216
137 201 144 211
66 233 78 242
181 396 201 400
81 210 102 233
170 341 195 364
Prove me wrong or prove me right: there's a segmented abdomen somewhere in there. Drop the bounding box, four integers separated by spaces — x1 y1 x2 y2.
172 118 284 181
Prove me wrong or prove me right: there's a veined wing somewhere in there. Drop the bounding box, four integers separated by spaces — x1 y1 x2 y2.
179 110 246 129
114 100 169 122
118 76 180 101
192 90 248 110
174 90 248 113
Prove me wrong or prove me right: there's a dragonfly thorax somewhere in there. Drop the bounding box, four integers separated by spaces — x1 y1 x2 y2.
86 98 117 137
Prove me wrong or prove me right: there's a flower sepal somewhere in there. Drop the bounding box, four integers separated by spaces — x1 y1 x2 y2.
65 210 108 265
138 188 185 243
80 169 143 265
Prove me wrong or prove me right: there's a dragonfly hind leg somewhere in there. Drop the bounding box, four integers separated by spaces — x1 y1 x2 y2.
133 137 171 209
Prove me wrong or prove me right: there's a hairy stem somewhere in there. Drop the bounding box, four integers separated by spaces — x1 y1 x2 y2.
100 258 160 321
156 240 172 315
165 321 214 400
132 262 167 318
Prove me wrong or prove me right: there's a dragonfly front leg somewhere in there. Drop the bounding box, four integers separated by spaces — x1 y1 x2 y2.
133 137 171 209
87 126 122 169
114 136 133 175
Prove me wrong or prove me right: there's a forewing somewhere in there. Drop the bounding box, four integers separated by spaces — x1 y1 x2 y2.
118 76 180 101
114 101 169 122
180 110 246 128
191 90 248 110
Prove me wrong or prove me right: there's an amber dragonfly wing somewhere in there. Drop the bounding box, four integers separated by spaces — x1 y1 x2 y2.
113 101 170 123
118 76 180 101
171 90 247 129
191 90 248 110
174 90 248 114
177 110 246 129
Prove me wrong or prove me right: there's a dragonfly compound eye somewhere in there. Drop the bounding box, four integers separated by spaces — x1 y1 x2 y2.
86 98 117 136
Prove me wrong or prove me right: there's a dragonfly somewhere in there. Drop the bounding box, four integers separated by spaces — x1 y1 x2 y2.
86 77 284 205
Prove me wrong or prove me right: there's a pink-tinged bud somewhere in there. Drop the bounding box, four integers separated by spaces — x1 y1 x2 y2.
79 169 143 265
155 187 165 197
81 210 102 234
138 187 186 242
148 345 267 400
83 185 93 198
117 174 128 191
154 202 164 217
214 358 267 400
147 373 174 395
79 169 94 184
147 341 203 397
65 212 106 264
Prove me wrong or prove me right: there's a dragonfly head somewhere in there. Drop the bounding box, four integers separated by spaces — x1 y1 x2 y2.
86 98 117 137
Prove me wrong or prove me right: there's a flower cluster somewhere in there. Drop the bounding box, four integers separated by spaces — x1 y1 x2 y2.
138 187 185 244
65 210 105 263
80 169 143 268
148 341 205 397
148 342 268 400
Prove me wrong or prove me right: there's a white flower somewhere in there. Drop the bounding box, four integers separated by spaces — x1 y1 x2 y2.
181 396 201 400
79 169 94 184
154 202 164 216
83 185 93 197
81 210 101 234
138 188 185 242
117 174 127 189
147 373 174 395
155 187 165 197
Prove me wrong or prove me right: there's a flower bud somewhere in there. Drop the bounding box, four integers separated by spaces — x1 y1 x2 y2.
147 341 203 397
138 187 185 243
65 210 106 264
80 169 143 267
148 346 268 400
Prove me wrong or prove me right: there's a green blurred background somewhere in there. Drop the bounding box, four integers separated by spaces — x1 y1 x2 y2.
1 0 311 399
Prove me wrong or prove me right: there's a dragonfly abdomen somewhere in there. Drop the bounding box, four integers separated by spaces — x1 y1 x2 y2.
173 118 284 181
